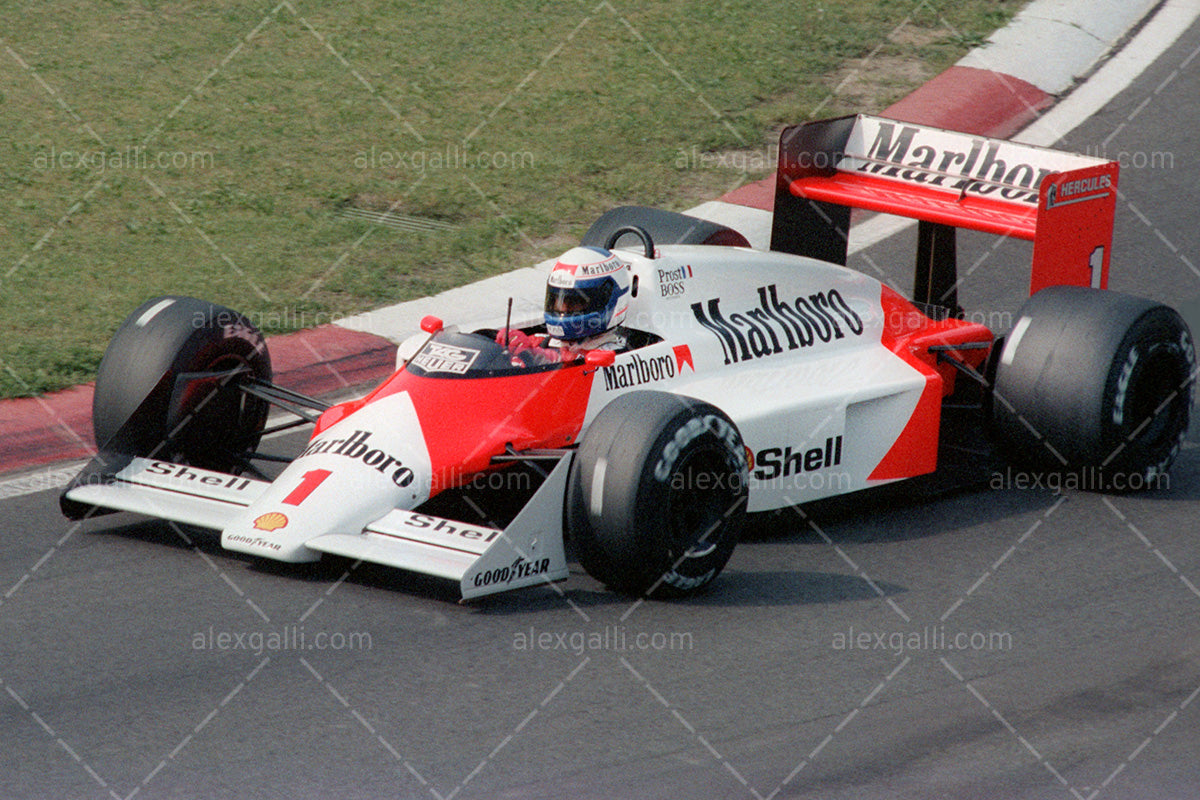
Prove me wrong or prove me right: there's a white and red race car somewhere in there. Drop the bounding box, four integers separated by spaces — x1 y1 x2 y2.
62 115 1194 599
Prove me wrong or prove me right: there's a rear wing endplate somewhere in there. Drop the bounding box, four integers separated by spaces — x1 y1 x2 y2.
770 114 1119 314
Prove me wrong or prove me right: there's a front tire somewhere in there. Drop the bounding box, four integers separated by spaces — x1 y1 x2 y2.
566 391 748 597
992 286 1194 486
93 296 272 472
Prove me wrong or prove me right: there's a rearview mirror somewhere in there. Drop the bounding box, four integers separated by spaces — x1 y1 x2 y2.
584 350 616 368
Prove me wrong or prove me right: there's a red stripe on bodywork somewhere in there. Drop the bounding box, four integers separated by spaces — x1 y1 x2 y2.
323 365 595 496
870 287 993 481
867 360 942 482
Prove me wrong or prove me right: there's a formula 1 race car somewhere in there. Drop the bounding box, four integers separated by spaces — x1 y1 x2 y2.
62 114 1195 599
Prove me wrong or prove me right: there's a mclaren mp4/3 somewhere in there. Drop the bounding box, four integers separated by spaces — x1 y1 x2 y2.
62 115 1194 599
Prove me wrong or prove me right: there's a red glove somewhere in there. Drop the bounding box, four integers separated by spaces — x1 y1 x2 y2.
497 328 535 352
496 329 564 364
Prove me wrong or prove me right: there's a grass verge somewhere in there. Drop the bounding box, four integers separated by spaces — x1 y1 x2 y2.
1 0 1025 397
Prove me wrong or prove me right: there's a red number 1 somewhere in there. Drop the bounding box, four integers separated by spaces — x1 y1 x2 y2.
282 469 332 506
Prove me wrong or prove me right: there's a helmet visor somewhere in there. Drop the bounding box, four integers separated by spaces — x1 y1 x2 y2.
545 280 615 319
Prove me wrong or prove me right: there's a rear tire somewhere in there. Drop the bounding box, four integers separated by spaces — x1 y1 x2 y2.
582 206 750 250
93 296 272 473
566 391 748 597
992 286 1194 487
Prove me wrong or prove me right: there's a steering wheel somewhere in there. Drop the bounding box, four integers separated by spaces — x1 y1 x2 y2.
604 225 655 258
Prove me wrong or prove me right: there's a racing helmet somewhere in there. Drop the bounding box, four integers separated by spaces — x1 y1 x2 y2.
544 246 631 341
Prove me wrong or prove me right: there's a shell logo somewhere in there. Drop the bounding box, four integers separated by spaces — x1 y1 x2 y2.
253 512 289 532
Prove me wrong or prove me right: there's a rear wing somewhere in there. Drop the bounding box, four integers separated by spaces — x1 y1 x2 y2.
769 114 1119 314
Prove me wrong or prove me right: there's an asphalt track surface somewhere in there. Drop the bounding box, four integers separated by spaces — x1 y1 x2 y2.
5 21 1200 800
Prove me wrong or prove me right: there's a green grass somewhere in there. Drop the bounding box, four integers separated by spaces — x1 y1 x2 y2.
0 0 1025 398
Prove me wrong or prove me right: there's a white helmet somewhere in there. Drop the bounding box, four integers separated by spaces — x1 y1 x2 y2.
544 246 631 341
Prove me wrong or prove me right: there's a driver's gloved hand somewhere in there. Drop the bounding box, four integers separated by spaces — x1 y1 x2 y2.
496 329 565 365
496 328 536 352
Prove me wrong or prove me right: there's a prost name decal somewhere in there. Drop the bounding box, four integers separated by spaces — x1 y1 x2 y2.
691 285 865 366
658 264 693 297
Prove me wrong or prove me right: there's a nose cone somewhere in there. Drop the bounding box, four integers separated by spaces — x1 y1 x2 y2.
222 391 433 561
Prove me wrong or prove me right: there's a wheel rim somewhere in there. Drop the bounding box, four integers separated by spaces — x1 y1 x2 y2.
172 352 267 469
664 446 742 560
1119 343 1189 456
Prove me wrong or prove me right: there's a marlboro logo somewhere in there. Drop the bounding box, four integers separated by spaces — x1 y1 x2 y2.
601 351 677 391
599 346 691 391
690 285 865 366
842 118 1101 206
299 430 415 488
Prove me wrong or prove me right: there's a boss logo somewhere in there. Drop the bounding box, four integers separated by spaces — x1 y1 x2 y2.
658 265 693 297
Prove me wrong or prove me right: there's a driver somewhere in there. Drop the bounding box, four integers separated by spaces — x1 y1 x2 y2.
498 246 631 363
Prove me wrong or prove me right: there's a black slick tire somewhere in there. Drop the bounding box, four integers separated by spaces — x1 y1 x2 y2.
93 296 272 472
992 286 1193 486
581 206 750 249
566 391 748 597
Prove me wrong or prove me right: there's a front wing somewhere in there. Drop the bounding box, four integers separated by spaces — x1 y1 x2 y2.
62 456 571 600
